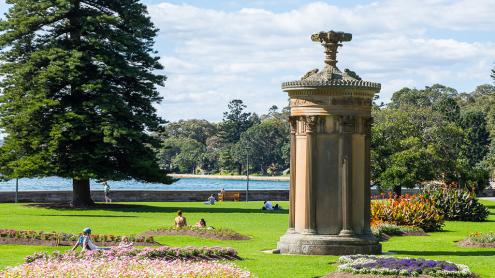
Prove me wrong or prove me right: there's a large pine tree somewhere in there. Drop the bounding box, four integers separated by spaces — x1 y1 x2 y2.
0 0 173 207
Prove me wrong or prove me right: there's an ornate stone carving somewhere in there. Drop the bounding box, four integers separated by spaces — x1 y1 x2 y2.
289 116 298 135
305 116 319 134
311 31 352 67
283 30 380 92
301 69 319 80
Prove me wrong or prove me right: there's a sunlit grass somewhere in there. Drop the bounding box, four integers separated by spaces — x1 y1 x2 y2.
0 200 494 277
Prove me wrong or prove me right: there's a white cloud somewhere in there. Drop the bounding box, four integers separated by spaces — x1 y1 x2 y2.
149 1 495 121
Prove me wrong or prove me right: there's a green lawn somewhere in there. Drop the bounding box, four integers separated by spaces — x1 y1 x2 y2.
0 200 494 278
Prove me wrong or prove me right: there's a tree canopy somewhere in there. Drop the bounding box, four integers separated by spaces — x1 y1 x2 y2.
0 0 172 206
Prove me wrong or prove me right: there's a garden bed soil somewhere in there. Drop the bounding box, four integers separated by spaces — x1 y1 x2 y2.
457 239 495 248
379 231 428 241
0 237 159 247
142 229 250 241
324 272 478 278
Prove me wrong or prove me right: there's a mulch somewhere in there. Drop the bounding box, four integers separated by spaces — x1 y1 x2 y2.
0 237 158 247
457 239 495 248
141 229 250 241
379 231 428 241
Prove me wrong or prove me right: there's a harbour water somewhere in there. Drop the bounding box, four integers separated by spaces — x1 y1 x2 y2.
0 176 289 191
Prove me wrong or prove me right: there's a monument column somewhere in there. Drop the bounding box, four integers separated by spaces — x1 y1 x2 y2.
277 30 382 255
288 116 297 232
340 116 354 236
304 116 318 234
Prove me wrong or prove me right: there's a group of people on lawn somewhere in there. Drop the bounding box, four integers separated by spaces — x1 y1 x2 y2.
71 210 212 252
71 188 281 252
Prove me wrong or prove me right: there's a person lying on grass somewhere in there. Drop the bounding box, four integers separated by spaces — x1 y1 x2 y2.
71 227 109 252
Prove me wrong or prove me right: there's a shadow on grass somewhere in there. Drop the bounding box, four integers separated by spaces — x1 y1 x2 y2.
39 214 137 218
390 250 495 257
27 203 288 214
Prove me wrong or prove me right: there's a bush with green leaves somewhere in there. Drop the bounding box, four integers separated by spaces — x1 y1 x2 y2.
423 186 489 221
371 222 424 240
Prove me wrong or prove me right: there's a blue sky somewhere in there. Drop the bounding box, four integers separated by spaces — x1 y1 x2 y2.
1 0 495 121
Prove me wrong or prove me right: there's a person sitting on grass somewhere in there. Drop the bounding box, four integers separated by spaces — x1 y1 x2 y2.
195 218 215 230
175 210 187 228
204 194 216 205
71 227 108 252
118 236 133 248
195 218 207 228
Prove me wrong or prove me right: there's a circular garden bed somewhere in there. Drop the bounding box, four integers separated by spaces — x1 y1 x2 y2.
327 255 476 278
0 229 158 246
142 226 250 241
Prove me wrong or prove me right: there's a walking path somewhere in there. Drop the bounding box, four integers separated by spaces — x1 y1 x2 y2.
169 174 289 182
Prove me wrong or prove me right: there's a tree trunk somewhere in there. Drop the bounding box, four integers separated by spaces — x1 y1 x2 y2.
393 185 402 197
72 178 94 207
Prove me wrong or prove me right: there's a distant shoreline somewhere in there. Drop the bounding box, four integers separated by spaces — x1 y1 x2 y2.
169 174 289 182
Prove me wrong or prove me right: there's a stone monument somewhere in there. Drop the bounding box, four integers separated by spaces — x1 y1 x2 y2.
277 31 382 255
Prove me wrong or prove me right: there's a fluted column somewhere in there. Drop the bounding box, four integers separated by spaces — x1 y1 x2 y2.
303 116 318 234
340 115 354 236
363 117 373 234
288 116 297 232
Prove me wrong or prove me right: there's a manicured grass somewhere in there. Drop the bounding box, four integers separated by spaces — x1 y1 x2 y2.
0 200 494 277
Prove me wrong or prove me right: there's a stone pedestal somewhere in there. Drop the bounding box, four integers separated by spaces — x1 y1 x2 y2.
277 31 381 255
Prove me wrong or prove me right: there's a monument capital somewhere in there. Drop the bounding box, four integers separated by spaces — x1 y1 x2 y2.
311 31 352 67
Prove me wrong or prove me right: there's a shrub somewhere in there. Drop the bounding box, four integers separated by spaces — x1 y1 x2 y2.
423 186 489 221
371 194 444 232
371 221 424 240
338 255 473 277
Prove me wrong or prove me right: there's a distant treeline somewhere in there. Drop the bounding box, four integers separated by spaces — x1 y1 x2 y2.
157 81 495 194
155 100 290 176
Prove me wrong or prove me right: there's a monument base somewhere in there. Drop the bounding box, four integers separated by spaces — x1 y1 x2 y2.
277 231 381 255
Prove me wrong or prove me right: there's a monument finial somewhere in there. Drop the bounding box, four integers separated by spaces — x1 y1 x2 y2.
311 31 352 67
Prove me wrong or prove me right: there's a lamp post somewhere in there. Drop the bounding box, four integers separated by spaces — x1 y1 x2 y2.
245 147 250 202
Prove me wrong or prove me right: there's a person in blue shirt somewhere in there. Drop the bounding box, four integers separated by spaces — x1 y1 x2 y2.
71 228 98 251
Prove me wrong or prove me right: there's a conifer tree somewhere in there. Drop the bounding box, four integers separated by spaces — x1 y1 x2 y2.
0 0 173 206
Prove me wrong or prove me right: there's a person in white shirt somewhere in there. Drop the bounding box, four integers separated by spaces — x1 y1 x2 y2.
204 194 216 205
263 200 273 210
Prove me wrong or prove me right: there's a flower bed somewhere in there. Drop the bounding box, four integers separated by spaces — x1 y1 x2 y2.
458 232 495 248
0 229 156 246
371 222 427 241
143 226 250 240
336 255 473 277
371 194 444 232
26 246 241 263
1 258 252 278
